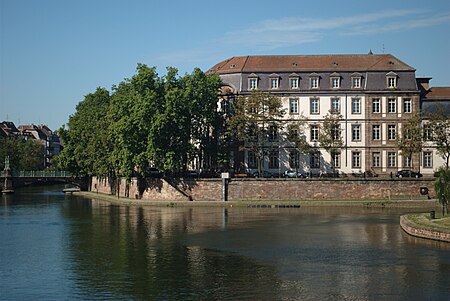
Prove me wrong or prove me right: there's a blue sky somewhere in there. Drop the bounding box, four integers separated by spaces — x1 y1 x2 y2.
1 0 449 130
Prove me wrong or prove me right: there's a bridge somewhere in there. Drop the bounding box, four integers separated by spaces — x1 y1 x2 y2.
1 170 89 192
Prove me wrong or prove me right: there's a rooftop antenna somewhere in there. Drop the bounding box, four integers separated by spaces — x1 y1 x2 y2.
382 44 385 54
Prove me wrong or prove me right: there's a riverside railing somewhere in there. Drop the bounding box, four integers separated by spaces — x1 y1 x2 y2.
1 171 73 177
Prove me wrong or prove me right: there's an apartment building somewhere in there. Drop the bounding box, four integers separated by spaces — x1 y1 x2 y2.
209 53 443 176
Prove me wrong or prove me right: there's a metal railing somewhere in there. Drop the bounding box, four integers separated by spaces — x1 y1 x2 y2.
1 171 73 177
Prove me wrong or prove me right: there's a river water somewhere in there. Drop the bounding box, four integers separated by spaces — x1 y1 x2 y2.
1 185 449 301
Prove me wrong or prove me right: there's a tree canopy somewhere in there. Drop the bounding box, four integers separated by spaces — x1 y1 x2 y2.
55 65 222 179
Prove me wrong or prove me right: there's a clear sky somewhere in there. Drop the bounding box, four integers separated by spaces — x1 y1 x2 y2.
1 0 449 130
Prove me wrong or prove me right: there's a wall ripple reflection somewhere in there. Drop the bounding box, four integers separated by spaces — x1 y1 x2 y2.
1 187 449 300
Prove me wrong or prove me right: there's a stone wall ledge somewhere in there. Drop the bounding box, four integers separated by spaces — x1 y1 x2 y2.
400 214 450 243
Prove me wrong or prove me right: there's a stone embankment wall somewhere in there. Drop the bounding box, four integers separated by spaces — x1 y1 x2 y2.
400 215 450 242
91 177 436 202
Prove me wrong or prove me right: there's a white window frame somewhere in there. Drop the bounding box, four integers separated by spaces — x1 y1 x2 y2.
290 77 299 89
289 150 299 168
403 99 412 113
387 76 397 89
310 151 320 168
388 98 396 113
332 152 341 168
331 77 340 89
352 77 361 89
270 77 279 90
310 98 319 114
289 98 298 114
352 124 361 141
404 156 411 168
388 125 396 140
352 98 361 114
310 125 319 142
372 98 380 113
310 77 319 89
249 78 258 90
423 151 433 168
352 151 361 168
372 152 381 167
387 152 397 167
331 97 340 113
372 125 381 140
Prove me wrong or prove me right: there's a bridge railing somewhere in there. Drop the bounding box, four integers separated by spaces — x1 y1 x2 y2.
1 170 73 177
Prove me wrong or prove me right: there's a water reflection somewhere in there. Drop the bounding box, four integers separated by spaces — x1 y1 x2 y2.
1 188 449 301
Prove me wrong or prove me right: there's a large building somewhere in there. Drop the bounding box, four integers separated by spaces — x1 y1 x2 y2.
209 53 448 176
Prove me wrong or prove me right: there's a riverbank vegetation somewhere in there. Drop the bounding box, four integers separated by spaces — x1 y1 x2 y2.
0 137 44 170
55 65 222 180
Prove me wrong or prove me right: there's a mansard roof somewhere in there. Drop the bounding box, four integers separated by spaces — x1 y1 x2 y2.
423 87 450 100
209 54 415 74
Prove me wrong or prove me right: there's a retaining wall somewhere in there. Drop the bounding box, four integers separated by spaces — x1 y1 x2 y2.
400 215 450 242
91 176 436 202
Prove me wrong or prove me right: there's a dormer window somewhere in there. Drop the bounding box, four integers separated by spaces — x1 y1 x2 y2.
330 73 340 89
269 74 280 90
310 74 320 89
289 73 300 89
248 73 258 90
386 72 398 89
351 72 362 89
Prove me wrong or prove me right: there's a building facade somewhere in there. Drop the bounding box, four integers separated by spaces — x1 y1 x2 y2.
209 54 446 176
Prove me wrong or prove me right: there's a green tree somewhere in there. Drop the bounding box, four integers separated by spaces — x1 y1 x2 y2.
0 137 44 170
183 68 222 170
397 112 423 171
319 110 343 173
55 87 111 177
285 116 311 172
435 168 450 215
427 110 450 169
227 90 285 176
108 64 160 180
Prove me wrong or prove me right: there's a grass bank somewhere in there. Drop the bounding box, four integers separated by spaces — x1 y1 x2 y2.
400 212 450 243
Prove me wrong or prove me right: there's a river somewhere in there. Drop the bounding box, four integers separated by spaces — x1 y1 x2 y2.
1 185 449 300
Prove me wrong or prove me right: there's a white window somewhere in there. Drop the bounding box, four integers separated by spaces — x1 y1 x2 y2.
352 124 361 141
423 151 433 168
289 98 298 114
249 78 258 90
388 125 396 140
352 77 361 88
352 151 361 168
331 77 340 89
372 152 381 167
310 125 319 142
290 78 299 89
387 152 396 167
387 77 397 88
332 125 340 141
310 78 319 89
332 152 341 168
269 150 279 169
424 125 433 141
372 98 380 113
388 98 396 113
331 98 340 113
372 125 381 140
310 98 319 114
404 156 411 168
352 98 361 114
403 99 412 113
270 78 279 89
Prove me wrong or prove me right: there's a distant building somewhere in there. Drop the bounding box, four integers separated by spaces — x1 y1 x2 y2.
0 121 20 137
209 53 449 176
17 124 61 168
